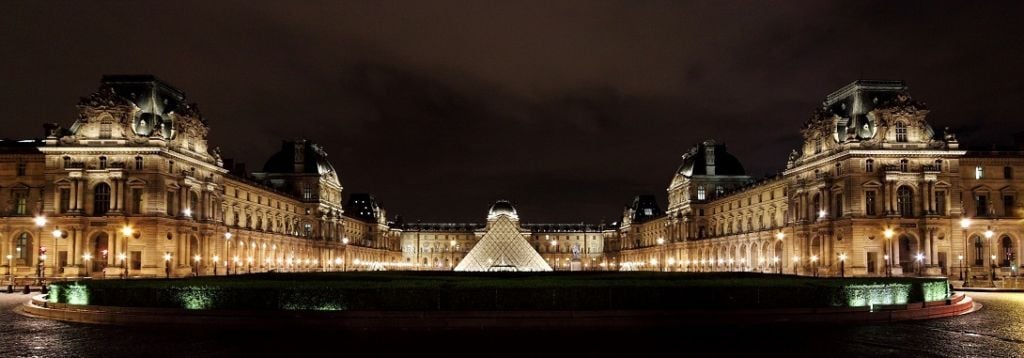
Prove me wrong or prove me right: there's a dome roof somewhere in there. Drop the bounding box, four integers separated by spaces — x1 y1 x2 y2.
676 139 746 178
487 200 519 220
262 140 341 187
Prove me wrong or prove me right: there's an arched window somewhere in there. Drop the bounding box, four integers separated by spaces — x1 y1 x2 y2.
94 183 111 215
895 122 908 142
15 232 30 262
974 236 984 266
897 186 914 217
1001 236 1014 266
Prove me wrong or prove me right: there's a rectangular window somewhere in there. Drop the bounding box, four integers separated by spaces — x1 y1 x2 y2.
132 188 143 214
1005 195 1015 216
865 159 874 173
99 121 112 139
976 166 984 180
977 195 989 217
834 194 843 217
63 157 71 168
168 160 174 174
135 157 143 170
935 160 943 172
59 188 71 213
936 191 946 215
895 124 908 142
865 191 876 216
131 251 142 270
99 157 107 169
14 191 26 215
1005 166 1013 179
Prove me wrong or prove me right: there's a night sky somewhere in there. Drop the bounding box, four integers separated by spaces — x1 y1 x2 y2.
2 1 1023 223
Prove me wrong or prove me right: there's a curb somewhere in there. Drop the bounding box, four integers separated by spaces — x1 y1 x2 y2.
23 293 976 330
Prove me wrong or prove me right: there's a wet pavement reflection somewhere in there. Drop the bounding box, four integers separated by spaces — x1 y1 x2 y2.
0 291 1020 357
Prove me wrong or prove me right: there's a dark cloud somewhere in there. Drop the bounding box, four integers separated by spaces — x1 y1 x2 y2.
1 1 1022 222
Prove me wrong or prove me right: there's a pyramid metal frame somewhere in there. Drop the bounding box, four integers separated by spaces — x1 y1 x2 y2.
454 214 552 272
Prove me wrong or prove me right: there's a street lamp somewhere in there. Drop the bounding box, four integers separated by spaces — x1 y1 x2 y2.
342 237 349 272
838 253 847 278
792 256 800 275
82 253 92 279
118 253 127 279
775 230 785 274
986 228 995 284
921 251 929 276
34 215 46 285
232 256 239 275
656 237 665 272
193 255 201 277
163 252 172 279
958 255 964 281
961 218 972 286
120 225 138 279
246 256 254 274
213 255 220 276
810 255 819 277
773 256 780 274
883 228 895 277
5 254 11 284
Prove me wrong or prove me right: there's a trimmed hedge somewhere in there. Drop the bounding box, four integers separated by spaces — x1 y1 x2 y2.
48 272 949 311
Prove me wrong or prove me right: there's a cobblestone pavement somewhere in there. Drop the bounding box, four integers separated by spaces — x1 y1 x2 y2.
0 291 1019 357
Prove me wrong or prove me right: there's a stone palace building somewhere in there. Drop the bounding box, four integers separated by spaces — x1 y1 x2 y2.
1 76 1021 284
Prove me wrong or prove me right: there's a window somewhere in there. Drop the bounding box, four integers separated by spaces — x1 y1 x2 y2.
814 139 822 154
99 156 107 170
976 195 989 217
865 159 874 173
135 156 143 170
895 122 907 142
834 194 843 217
935 160 943 172
15 233 29 261
897 186 913 217
16 162 26 176
13 191 26 215
93 183 111 215
63 156 71 168
59 188 70 213
835 162 842 175
935 191 946 215
1005 166 1013 179
865 191 876 216
715 186 724 197
974 237 984 266
900 159 908 172
169 160 175 174
100 121 112 139
132 188 143 214
1005 195 1015 216
976 166 984 180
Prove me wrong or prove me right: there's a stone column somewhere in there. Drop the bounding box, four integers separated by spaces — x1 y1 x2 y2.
76 180 85 211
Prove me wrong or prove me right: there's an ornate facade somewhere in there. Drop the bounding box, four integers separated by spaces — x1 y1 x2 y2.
1 76 1021 283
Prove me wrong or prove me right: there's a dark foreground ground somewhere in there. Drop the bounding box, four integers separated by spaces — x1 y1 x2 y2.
0 291 1016 357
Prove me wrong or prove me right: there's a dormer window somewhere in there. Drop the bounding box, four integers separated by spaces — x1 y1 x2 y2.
895 122 908 142
814 139 822 154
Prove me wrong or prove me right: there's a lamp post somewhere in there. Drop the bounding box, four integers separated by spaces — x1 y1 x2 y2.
883 228 894 277
961 218 971 286
450 240 456 271
232 256 239 276
810 255 819 277
5 254 11 285
775 230 785 274
224 231 232 275
792 256 800 275
34 215 46 285
838 253 847 278
82 253 92 279
193 255 201 277
213 255 220 276
246 256 253 274
120 225 137 279
342 237 349 272
986 228 995 285
773 256 780 275
656 237 665 272
163 252 172 279
958 255 964 281
118 253 127 279
915 253 925 277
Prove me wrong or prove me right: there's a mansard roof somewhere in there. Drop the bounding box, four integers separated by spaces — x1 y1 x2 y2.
676 139 746 177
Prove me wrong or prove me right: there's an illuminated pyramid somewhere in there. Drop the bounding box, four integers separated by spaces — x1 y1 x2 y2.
455 208 551 272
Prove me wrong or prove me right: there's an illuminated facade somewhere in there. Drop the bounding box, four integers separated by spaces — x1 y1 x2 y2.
1 76 1021 283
